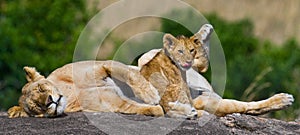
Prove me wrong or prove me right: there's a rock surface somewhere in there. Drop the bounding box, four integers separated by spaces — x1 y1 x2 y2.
0 112 299 135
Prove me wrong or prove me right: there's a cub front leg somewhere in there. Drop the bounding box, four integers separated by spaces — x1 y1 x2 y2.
134 105 164 117
8 106 29 118
113 98 164 117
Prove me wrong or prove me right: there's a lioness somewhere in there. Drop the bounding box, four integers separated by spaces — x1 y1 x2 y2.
7 61 166 118
8 24 294 119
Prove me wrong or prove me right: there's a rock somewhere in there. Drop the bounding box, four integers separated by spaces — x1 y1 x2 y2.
0 112 299 135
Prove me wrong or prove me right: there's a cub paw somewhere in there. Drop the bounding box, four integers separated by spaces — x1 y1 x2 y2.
8 106 29 118
140 105 164 117
197 110 210 118
168 101 198 119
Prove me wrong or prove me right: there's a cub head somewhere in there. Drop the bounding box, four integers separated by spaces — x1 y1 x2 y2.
163 24 213 72
8 67 66 118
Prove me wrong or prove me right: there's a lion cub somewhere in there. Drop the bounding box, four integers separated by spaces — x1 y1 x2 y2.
139 30 211 118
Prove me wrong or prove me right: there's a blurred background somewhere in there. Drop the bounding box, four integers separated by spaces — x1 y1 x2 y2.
0 0 299 120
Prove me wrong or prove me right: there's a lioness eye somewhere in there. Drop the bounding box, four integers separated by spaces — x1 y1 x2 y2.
178 50 183 54
38 84 45 92
190 49 195 53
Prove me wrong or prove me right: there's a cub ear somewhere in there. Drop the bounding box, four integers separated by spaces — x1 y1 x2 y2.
163 33 178 50
23 66 45 82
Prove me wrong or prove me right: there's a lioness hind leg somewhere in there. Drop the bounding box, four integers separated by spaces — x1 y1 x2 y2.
193 92 294 116
113 96 164 117
245 93 294 115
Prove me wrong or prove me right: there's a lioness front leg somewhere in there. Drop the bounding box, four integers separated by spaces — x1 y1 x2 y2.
8 106 29 118
80 78 164 117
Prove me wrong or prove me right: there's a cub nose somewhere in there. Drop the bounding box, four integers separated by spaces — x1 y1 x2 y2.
187 60 192 64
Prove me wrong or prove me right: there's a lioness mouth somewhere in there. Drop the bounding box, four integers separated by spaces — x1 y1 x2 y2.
46 95 63 116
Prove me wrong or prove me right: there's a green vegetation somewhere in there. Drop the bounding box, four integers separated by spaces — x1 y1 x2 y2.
207 14 300 120
0 1 298 120
0 0 90 109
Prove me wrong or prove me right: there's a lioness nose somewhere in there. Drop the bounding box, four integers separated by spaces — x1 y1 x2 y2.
48 95 53 102
46 95 54 107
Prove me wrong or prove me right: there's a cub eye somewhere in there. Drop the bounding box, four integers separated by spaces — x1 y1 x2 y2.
194 39 199 43
190 49 195 53
178 50 184 54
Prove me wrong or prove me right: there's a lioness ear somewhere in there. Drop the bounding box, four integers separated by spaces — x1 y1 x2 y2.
163 34 177 50
24 66 45 82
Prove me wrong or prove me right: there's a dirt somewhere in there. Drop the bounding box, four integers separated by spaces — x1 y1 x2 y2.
1 112 299 135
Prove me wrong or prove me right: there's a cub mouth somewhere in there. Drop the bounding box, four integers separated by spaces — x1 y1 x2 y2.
180 62 193 70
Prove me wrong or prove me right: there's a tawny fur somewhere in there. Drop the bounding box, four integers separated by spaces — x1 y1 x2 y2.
8 24 294 119
140 35 197 117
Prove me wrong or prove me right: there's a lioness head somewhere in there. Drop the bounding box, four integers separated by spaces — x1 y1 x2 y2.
8 67 66 118
163 24 213 72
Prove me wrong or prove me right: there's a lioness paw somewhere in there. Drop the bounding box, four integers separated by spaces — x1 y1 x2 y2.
267 93 294 110
8 106 29 118
246 93 294 115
